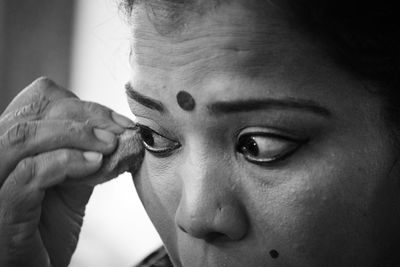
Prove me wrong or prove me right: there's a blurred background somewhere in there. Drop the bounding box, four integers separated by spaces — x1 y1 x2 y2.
0 0 162 266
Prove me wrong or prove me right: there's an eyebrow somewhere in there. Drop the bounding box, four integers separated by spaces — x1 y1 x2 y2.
207 98 331 117
125 83 166 113
125 82 331 117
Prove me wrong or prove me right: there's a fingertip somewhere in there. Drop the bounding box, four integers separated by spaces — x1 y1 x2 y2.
93 128 115 144
92 128 119 153
83 151 103 163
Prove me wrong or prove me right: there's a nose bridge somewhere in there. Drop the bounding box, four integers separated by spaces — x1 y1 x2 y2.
175 142 248 241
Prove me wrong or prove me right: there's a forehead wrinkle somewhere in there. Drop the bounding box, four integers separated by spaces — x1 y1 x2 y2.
133 2 292 55
142 0 232 36
134 10 291 50
132 1 306 86
134 24 294 80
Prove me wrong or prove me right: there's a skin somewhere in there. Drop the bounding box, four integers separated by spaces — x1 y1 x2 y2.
0 77 136 266
128 1 400 266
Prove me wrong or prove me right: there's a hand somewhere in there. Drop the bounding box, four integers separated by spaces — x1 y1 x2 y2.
0 77 135 267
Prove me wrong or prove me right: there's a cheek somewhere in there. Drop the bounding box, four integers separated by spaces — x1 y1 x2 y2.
243 150 394 266
133 157 181 249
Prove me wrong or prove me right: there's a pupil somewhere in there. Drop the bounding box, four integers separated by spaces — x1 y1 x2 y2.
239 136 259 156
141 129 154 146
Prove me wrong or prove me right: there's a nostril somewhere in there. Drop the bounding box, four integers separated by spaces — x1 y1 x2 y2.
178 224 229 242
204 232 229 243
178 224 188 234
176 203 249 242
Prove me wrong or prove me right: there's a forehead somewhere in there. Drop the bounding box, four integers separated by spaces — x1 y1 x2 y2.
129 1 332 100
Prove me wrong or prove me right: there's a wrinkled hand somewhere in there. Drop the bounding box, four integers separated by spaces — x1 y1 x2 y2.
0 77 136 267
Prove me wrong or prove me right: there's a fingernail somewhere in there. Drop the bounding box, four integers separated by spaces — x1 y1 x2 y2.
112 112 135 128
83 151 103 162
94 128 115 144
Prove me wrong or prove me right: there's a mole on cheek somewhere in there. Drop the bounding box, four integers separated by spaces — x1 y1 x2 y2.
176 91 195 111
269 249 279 259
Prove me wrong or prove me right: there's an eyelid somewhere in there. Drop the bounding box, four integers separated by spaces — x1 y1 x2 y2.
134 116 175 139
136 123 172 141
238 137 300 164
236 127 308 165
237 127 305 142
136 123 181 155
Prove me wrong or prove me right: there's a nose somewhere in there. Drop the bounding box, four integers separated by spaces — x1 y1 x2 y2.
175 150 249 242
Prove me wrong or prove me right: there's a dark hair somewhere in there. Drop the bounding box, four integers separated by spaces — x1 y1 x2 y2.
121 0 400 129
289 1 400 107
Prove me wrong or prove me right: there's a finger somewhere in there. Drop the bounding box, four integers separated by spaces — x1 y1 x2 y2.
1 77 76 117
0 77 77 137
1 98 134 137
0 149 101 228
45 98 134 134
1 149 102 211
0 149 101 266
2 120 117 156
40 185 93 267
0 77 134 138
0 120 117 185
0 97 51 136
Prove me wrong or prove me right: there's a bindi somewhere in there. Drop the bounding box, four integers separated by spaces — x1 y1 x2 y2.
176 91 195 111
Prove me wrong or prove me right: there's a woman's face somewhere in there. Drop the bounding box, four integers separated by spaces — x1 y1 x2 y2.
127 1 400 266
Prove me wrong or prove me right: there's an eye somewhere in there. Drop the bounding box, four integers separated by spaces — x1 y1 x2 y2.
236 133 303 164
138 125 181 156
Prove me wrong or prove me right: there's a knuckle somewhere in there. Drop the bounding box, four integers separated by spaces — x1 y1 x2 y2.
9 233 23 253
84 101 109 116
85 101 100 112
58 149 73 164
53 121 87 146
32 77 76 99
84 119 95 128
65 120 83 136
81 120 93 132
45 98 83 120
6 172 19 189
16 157 36 180
5 229 33 257
32 76 55 92
4 122 37 146
14 97 50 119
50 149 76 177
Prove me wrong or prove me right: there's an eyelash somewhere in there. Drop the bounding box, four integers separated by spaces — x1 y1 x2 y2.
235 133 305 164
137 124 181 156
137 124 305 165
